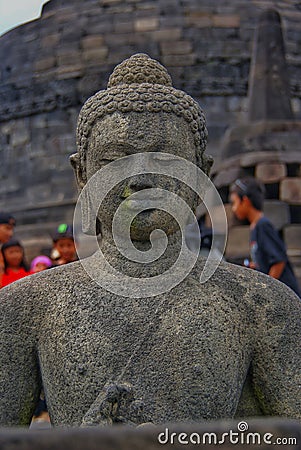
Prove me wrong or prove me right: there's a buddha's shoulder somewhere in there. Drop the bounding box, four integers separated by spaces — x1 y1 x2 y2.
192 258 300 308
0 260 88 300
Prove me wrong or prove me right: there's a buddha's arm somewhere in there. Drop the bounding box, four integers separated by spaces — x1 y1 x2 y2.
0 283 41 426
252 281 301 419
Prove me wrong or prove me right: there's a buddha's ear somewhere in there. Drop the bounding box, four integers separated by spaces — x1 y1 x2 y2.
70 153 86 190
200 153 213 177
70 152 100 235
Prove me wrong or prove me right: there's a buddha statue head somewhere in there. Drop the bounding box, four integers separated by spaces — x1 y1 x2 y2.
71 53 212 241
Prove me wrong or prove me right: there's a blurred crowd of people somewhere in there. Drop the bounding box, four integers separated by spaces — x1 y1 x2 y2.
0 214 77 289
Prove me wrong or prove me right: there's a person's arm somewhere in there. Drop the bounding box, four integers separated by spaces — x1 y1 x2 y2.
0 282 41 425
252 279 301 418
268 261 285 279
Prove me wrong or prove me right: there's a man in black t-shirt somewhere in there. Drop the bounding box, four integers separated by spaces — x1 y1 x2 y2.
230 177 300 298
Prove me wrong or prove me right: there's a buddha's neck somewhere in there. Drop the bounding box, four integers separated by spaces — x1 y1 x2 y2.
100 229 182 277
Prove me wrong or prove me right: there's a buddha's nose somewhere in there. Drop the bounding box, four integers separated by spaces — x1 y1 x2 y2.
122 175 154 197
121 153 156 196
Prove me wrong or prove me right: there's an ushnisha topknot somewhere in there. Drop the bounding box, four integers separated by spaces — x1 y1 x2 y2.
76 53 211 180
107 53 172 87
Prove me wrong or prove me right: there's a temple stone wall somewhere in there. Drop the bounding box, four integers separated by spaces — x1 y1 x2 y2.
0 0 300 253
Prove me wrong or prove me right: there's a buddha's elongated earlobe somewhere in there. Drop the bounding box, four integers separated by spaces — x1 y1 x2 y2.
70 153 101 235
80 187 99 235
201 153 213 177
70 153 86 190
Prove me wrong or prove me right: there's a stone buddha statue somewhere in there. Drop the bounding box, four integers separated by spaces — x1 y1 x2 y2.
0 54 300 427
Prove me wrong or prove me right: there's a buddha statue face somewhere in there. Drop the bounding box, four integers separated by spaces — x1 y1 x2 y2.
71 53 211 242
83 110 198 240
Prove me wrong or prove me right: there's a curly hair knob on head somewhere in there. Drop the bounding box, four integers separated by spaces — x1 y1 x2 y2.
75 53 212 177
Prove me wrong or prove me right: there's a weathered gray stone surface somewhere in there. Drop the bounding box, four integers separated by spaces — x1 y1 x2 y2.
0 54 300 427
1 0 301 239
0 419 300 449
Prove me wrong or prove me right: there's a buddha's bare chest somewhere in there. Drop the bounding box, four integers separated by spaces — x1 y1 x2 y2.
38 290 252 424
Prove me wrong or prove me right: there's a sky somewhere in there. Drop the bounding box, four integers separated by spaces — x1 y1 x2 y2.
0 0 47 36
